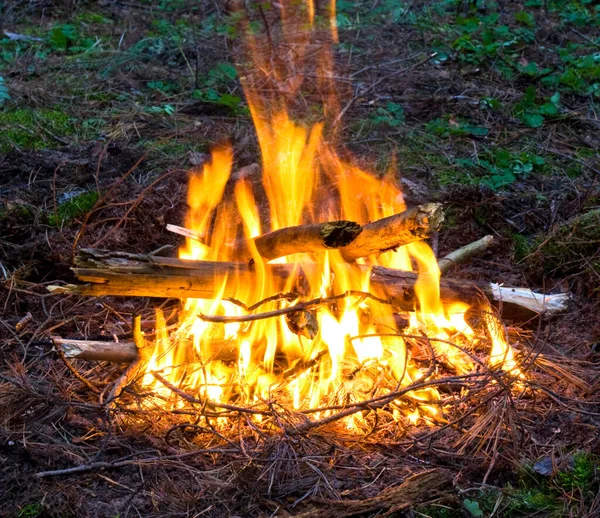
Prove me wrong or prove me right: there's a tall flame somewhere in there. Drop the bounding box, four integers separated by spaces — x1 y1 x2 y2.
143 0 520 426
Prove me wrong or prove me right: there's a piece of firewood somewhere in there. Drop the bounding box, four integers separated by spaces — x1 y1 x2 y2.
168 220 363 260
167 203 443 262
47 250 570 317
438 235 494 274
105 315 154 404
340 203 444 261
53 337 138 363
52 336 238 363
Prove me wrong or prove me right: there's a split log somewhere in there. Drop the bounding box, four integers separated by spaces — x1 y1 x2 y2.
47 250 570 317
167 203 443 262
53 336 238 363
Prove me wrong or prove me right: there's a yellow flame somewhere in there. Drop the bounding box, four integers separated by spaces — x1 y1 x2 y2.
140 0 521 424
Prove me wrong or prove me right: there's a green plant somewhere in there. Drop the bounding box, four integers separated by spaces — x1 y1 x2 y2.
369 101 405 127
0 75 9 105
513 87 561 128
47 24 95 53
192 62 243 112
17 503 43 518
463 498 483 517
0 108 78 153
451 148 545 189
48 191 99 227
556 452 598 492
426 116 488 137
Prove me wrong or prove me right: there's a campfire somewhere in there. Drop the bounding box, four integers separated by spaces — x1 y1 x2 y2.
49 0 568 432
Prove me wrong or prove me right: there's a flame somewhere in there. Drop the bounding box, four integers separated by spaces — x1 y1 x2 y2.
142 0 521 426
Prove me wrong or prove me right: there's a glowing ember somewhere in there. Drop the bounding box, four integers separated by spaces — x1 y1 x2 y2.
142 0 521 424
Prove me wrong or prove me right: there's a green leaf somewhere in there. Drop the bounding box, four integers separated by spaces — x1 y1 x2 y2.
539 102 558 116
48 24 78 50
0 76 10 106
515 11 535 27
521 113 544 127
464 499 484 517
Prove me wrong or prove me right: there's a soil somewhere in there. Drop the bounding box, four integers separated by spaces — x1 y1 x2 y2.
1 1 599 517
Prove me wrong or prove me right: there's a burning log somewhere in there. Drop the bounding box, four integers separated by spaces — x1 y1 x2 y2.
167 203 443 261
340 203 444 261
47 249 570 317
169 220 363 260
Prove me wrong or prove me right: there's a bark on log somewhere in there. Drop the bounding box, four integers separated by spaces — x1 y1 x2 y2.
47 249 570 317
167 203 443 262
168 221 363 261
340 203 444 261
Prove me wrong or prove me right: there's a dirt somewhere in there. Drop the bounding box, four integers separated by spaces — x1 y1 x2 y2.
1 1 600 517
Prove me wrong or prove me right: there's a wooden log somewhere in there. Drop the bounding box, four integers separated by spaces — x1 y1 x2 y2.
167 203 442 262
52 336 238 363
53 337 137 363
340 203 444 261
47 250 570 316
168 220 363 260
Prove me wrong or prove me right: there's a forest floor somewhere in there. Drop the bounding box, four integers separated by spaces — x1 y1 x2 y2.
1 1 599 517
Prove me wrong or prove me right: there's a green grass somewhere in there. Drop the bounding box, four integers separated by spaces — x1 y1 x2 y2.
0 108 75 152
47 191 99 228
418 453 600 517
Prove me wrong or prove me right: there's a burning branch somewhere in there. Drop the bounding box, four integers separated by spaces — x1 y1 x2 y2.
169 220 363 260
340 203 444 261
54 337 238 363
48 249 568 317
167 203 443 262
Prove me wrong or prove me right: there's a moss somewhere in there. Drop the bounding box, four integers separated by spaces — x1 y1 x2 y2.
511 233 532 262
47 191 98 227
530 209 600 279
0 108 75 153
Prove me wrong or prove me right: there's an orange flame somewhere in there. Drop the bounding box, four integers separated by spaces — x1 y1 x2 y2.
142 0 521 426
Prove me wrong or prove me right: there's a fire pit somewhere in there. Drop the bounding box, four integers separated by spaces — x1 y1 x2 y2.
45 1 572 432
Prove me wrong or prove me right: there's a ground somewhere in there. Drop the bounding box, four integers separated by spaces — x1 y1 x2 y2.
1 1 599 517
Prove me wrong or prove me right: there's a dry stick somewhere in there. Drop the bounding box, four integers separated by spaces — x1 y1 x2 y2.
438 235 494 275
54 342 101 393
198 290 391 323
53 337 138 363
167 203 442 262
151 372 264 415
54 337 239 363
33 447 240 479
104 315 154 405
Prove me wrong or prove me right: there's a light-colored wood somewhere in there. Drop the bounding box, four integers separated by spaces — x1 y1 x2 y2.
53 337 137 363
438 235 494 274
53 336 239 363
